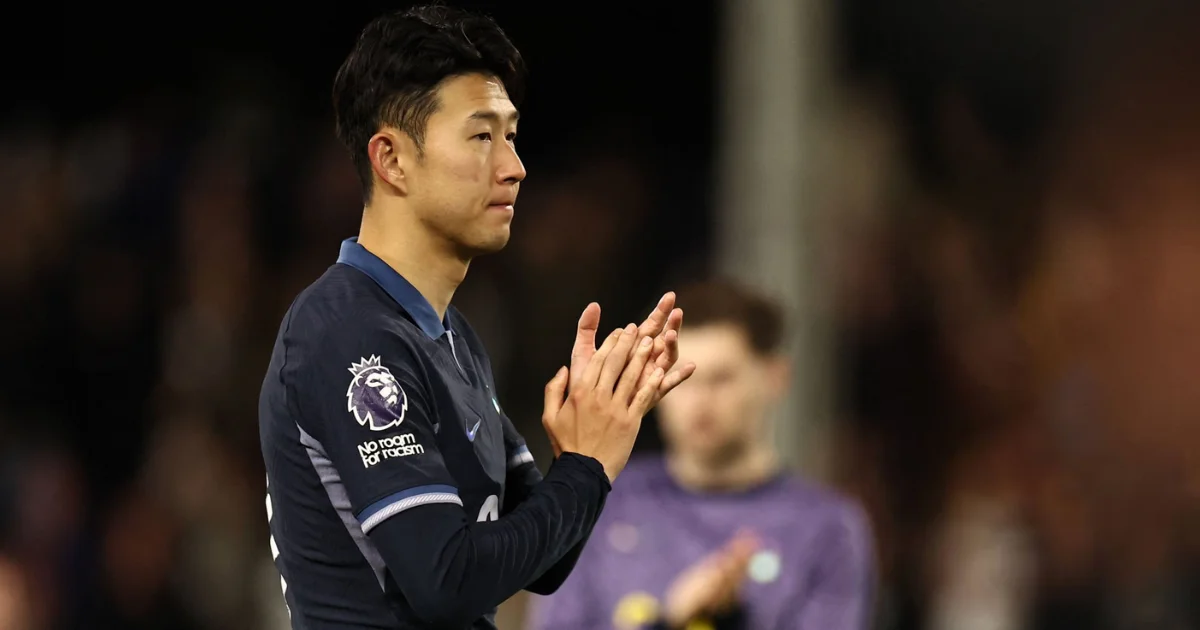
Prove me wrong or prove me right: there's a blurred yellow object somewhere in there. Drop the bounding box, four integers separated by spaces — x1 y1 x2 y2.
612 591 659 629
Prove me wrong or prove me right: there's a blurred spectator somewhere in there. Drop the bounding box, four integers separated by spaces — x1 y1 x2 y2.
0 555 33 630
834 1 1200 629
84 487 198 630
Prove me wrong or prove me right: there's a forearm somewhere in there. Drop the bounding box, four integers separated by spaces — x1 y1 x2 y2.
369 453 610 627
525 537 591 595
504 455 603 595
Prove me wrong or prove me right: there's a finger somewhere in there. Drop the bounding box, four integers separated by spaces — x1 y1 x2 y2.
636 292 675 339
716 569 745 611
639 350 659 385
706 555 743 607
657 362 697 397
720 537 758 593
656 309 683 369
542 366 569 421
578 327 624 390
649 335 667 363
665 306 684 334
630 349 659 399
597 324 639 394
727 532 760 562
631 367 666 417
542 366 568 455
722 553 749 585
655 329 677 369
570 303 601 388
724 538 758 585
614 335 654 404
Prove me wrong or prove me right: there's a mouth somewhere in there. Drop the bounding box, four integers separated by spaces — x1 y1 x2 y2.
487 201 515 213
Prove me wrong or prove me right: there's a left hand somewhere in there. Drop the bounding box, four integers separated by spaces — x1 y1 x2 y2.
569 292 695 408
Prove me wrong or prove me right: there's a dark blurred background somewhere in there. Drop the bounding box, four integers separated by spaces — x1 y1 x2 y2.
2 1 1199 629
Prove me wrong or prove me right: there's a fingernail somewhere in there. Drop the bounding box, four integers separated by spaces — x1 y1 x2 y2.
624 323 636 334
640 336 652 347
654 367 665 378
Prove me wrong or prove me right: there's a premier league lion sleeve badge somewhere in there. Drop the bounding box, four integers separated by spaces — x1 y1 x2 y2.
347 355 409 431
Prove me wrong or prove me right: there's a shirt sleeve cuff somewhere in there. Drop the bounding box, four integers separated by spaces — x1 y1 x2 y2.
357 484 463 534
508 444 536 469
553 452 612 491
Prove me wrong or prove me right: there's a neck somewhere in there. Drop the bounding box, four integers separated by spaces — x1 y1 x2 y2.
666 443 780 492
357 200 469 320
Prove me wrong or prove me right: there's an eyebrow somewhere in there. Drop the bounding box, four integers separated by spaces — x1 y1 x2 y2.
467 110 520 125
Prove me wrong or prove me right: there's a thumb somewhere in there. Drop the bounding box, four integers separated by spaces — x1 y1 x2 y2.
542 366 569 457
542 366 569 423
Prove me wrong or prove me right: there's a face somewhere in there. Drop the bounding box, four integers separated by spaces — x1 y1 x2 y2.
657 323 786 464
392 72 526 257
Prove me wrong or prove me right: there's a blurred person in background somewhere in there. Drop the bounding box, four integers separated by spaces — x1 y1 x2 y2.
0 555 33 630
528 279 874 630
83 487 199 630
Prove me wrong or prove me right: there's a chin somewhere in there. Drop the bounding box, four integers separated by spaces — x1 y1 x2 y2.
463 231 511 257
683 437 746 465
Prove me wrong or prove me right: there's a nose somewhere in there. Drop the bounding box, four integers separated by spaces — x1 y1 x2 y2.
495 141 526 185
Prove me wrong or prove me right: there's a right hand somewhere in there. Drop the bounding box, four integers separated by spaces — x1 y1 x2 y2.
662 531 760 629
542 324 664 482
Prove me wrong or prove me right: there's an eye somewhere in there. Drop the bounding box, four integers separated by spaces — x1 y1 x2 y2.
505 132 517 142
474 132 492 142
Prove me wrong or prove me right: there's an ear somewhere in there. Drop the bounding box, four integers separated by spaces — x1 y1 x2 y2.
762 354 791 402
367 128 410 195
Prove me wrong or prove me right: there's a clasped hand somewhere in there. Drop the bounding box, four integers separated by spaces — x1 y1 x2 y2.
542 293 696 482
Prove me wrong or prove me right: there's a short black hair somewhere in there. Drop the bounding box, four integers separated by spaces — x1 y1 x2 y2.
675 278 787 356
332 5 527 202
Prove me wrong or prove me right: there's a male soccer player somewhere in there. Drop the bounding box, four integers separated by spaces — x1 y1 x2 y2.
528 279 876 630
258 6 694 629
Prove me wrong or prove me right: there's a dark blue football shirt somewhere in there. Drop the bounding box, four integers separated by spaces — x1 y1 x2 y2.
259 238 610 629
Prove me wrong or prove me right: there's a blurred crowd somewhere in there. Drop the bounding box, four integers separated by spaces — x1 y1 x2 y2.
830 1 1200 628
3 1 1200 630
0 86 380 630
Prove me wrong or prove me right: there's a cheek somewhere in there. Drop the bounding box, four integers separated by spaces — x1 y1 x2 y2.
447 154 487 184
427 141 489 185
717 384 758 425
718 378 768 426
416 148 489 204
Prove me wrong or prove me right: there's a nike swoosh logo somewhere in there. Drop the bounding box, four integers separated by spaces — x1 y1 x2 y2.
466 419 482 442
